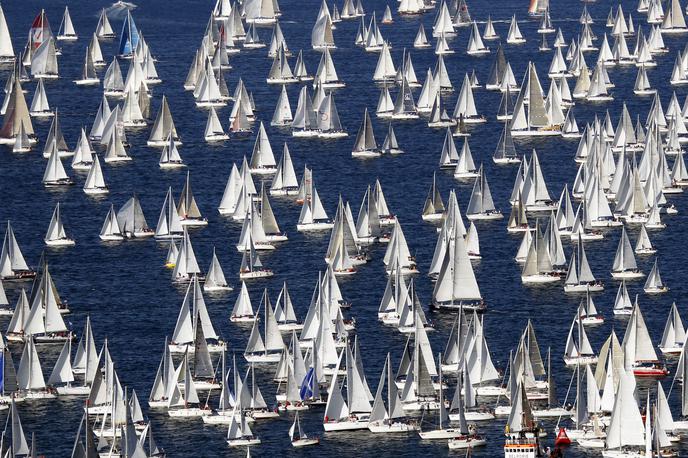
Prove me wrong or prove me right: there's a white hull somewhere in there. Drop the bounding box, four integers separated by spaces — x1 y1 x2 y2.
277 322 304 332
644 286 669 294
230 315 257 323
22 391 57 399
74 78 100 86
368 421 419 433
352 150 382 158
511 129 561 137
564 355 599 366
611 270 645 279
447 436 487 449
466 212 503 220
56 385 91 396
203 285 232 292
244 353 282 363
249 167 278 175
522 274 561 284
168 407 211 418
533 407 571 418
227 438 261 447
297 222 334 231
240 270 274 279
564 283 604 293
179 218 207 227
270 188 299 196
168 342 226 354
318 131 348 138
660 345 683 355
85 187 109 195
292 438 319 447
45 238 76 247
292 130 320 138
418 428 464 440
321 418 368 431
205 133 229 141
457 410 495 421
148 400 168 408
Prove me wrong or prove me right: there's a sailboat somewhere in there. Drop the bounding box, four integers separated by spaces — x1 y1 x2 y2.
48 339 85 394
611 227 644 279
99 205 124 241
659 302 685 354
244 290 284 363
578 289 604 324
17 337 57 399
431 222 485 311
446 370 488 449
0 222 34 280
297 181 333 231
204 248 231 292
74 46 99 86
155 186 184 240
352 108 380 158
290 411 319 447
368 353 419 433
231 282 257 323
205 106 229 141
248 122 278 175
30 37 59 79
270 144 299 196
44 203 75 247
148 95 180 146
95 8 115 39
467 22 489 55
169 275 225 353
466 165 502 220
239 237 273 279
417 356 460 439
601 370 646 456
70 128 94 170
564 235 602 292
521 220 561 283
510 63 561 136
164 241 178 268
453 139 479 178
506 15 526 44
493 122 521 164
42 141 73 187
56 6 77 41
226 404 260 446
12 122 31 153
622 301 669 376
613 281 633 315
0 5 14 63
167 351 211 418
83 155 108 195
317 92 347 138
29 78 52 118
422 173 445 221
159 134 185 169
177 172 207 226
322 344 372 431
644 259 668 293
563 311 598 366
633 65 655 95
117 195 154 238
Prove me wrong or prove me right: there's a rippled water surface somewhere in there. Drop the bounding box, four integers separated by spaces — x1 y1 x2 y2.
1 0 688 456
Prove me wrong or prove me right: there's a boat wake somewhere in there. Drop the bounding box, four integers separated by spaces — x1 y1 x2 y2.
106 1 137 20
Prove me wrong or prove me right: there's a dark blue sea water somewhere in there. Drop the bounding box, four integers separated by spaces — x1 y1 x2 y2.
0 0 687 456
